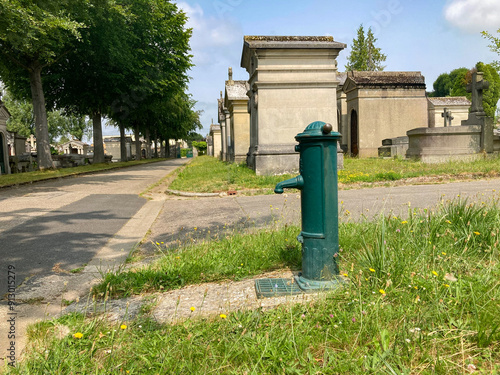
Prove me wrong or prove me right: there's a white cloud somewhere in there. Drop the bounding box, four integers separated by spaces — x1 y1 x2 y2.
444 0 500 33
178 2 241 51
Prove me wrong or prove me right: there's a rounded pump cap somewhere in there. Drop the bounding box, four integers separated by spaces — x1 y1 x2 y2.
295 121 341 141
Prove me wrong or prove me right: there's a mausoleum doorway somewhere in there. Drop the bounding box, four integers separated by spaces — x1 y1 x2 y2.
350 109 358 156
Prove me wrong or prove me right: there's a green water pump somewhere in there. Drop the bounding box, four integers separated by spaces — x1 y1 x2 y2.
275 121 342 291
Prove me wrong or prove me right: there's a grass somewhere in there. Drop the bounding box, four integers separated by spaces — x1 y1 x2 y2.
0 158 167 188
168 155 500 193
93 223 302 299
168 156 295 193
8 198 500 374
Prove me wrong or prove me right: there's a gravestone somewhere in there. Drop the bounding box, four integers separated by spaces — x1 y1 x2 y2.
427 97 470 128
441 108 453 127
406 71 495 162
461 72 494 153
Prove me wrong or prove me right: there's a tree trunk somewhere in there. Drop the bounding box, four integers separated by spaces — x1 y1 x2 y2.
145 128 151 159
119 123 127 162
154 130 159 158
92 110 105 163
134 124 141 160
28 62 54 170
165 138 170 157
160 138 165 158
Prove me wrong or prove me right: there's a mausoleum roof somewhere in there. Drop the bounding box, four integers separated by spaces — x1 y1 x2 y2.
225 80 249 101
337 72 347 86
242 35 346 49
344 71 426 90
428 96 471 106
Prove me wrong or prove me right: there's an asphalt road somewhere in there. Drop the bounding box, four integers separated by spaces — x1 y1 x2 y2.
0 159 187 298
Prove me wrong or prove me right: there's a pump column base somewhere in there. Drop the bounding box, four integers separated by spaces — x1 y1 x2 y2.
294 274 347 293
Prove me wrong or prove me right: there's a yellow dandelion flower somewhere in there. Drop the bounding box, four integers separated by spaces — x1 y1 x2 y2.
73 332 83 339
220 314 227 319
369 268 376 273
120 324 127 330
190 307 196 312
473 231 480 235
379 289 386 295
441 252 446 255
414 286 418 289
155 242 160 245
446 220 451 224
443 284 450 288
401 221 408 224
342 273 348 277
432 271 438 276
194 227 197 231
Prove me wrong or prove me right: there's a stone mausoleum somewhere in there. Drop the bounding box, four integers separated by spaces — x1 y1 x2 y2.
224 68 250 163
241 35 346 175
340 71 428 158
0 98 11 175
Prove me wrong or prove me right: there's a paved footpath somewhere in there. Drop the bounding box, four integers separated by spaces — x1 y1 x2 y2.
0 158 187 369
0 160 499 368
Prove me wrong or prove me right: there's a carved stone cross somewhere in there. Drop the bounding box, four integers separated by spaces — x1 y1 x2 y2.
441 107 454 127
467 71 489 114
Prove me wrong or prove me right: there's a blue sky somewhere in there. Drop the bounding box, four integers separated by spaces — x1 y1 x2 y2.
174 0 500 137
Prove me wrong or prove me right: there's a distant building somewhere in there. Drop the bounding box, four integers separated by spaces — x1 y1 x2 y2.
58 140 89 155
0 98 11 174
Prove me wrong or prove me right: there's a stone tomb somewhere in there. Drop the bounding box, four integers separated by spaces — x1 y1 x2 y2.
341 71 428 158
241 36 346 175
224 68 250 162
407 72 499 162
427 96 470 128
217 94 228 161
208 123 221 158
0 99 11 174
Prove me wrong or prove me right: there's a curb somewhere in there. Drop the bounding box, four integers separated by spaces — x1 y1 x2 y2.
165 188 223 197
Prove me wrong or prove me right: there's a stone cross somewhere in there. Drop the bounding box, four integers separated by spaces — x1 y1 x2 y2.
467 71 489 114
441 107 454 127
228 67 233 81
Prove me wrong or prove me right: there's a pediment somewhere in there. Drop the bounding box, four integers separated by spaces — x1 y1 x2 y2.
0 104 11 122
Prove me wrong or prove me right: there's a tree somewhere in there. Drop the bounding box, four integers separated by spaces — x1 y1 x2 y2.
0 0 85 169
475 62 500 119
345 24 386 71
3 88 90 142
481 28 500 70
430 68 468 97
431 63 500 118
46 0 193 163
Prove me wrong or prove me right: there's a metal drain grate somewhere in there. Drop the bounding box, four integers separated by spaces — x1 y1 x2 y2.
255 278 304 299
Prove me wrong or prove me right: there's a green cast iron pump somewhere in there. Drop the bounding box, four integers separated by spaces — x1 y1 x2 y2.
275 121 342 291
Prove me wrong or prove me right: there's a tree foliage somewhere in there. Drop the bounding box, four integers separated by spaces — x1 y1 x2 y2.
481 28 500 71
430 68 468 97
430 63 500 119
3 89 90 142
0 0 196 168
0 0 86 169
345 24 386 71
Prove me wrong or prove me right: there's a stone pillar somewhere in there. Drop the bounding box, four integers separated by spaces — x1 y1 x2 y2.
223 109 230 161
225 77 250 163
241 36 346 175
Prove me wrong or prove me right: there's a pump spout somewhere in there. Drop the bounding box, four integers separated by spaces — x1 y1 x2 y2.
274 175 304 194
